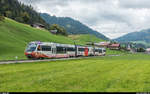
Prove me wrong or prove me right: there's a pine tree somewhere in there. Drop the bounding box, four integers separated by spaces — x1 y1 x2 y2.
0 13 5 21
0 0 50 29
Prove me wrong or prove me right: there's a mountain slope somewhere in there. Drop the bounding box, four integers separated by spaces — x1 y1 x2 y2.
115 29 150 42
114 29 150 48
40 13 109 40
68 34 105 44
0 0 50 29
0 18 105 60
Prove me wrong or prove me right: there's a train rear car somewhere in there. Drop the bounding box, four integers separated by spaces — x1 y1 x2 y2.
94 47 106 56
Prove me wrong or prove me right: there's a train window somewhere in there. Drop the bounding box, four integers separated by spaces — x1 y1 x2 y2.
37 45 41 51
26 43 37 52
103 50 106 52
87 48 89 51
26 47 36 52
95 49 99 52
99 49 102 53
56 46 67 54
78 48 85 52
41 46 51 51
67 47 75 51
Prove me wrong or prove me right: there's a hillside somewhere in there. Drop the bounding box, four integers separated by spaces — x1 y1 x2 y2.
0 18 105 60
0 0 50 29
114 29 150 48
40 13 109 40
68 34 105 44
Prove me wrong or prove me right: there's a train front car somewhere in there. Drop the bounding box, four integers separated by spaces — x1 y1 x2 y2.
24 42 39 59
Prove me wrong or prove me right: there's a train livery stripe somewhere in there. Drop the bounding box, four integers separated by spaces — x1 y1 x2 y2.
84 48 89 56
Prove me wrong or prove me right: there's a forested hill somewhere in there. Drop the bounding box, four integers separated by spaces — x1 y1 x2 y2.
0 0 50 29
40 13 109 40
115 29 150 43
114 29 150 48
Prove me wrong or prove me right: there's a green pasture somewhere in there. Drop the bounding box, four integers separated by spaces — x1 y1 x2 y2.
0 54 150 92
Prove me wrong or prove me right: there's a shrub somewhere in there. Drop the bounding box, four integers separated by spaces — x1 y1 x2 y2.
0 15 5 21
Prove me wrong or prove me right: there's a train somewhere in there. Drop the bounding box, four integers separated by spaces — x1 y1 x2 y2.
24 41 106 59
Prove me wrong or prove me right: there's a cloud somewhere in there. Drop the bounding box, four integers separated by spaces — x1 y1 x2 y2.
120 0 150 8
18 0 150 39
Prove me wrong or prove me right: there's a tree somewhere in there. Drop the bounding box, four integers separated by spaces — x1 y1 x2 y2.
50 24 68 36
137 48 145 52
21 12 30 23
0 0 50 29
15 17 23 23
5 11 12 17
0 14 5 21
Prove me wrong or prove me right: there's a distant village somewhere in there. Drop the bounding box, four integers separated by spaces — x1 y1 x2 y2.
90 41 150 54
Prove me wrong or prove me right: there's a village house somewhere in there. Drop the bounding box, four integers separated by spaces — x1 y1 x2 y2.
146 48 150 54
31 23 45 29
108 43 120 50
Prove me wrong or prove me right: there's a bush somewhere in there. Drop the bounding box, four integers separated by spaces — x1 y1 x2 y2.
50 24 68 36
0 15 5 21
137 48 145 52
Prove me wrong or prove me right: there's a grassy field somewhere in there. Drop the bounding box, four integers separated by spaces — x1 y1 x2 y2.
0 18 105 60
1 53 150 92
68 34 105 44
106 48 129 55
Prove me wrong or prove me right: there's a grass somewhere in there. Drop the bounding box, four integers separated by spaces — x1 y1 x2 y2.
1 53 150 92
0 18 105 60
106 48 129 55
68 34 105 44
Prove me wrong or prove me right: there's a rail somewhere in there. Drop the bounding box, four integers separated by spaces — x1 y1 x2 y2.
0 55 121 65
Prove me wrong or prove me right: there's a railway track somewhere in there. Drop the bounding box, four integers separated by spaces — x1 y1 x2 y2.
0 55 120 65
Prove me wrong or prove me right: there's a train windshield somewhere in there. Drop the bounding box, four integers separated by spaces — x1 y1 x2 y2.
26 43 37 52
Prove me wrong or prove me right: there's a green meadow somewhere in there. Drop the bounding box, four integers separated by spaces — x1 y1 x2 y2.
0 54 150 92
0 18 105 60
68 34 105 44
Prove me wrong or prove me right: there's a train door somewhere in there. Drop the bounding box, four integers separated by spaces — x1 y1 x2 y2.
52 46 56 58
75 45 77 57
84 47 89 56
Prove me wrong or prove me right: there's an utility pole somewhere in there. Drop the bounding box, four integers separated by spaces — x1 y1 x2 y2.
92 42 95 56
74 41 77 57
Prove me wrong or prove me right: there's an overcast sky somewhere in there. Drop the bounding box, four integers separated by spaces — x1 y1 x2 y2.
18 0 150 39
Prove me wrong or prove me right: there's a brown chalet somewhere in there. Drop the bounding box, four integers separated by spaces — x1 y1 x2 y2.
31 23 45 29
108 43 120 50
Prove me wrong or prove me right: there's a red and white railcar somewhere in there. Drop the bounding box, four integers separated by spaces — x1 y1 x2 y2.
25 41 106 59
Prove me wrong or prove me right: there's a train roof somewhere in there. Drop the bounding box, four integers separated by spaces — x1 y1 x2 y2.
29 41 75 47
29 41 106 49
